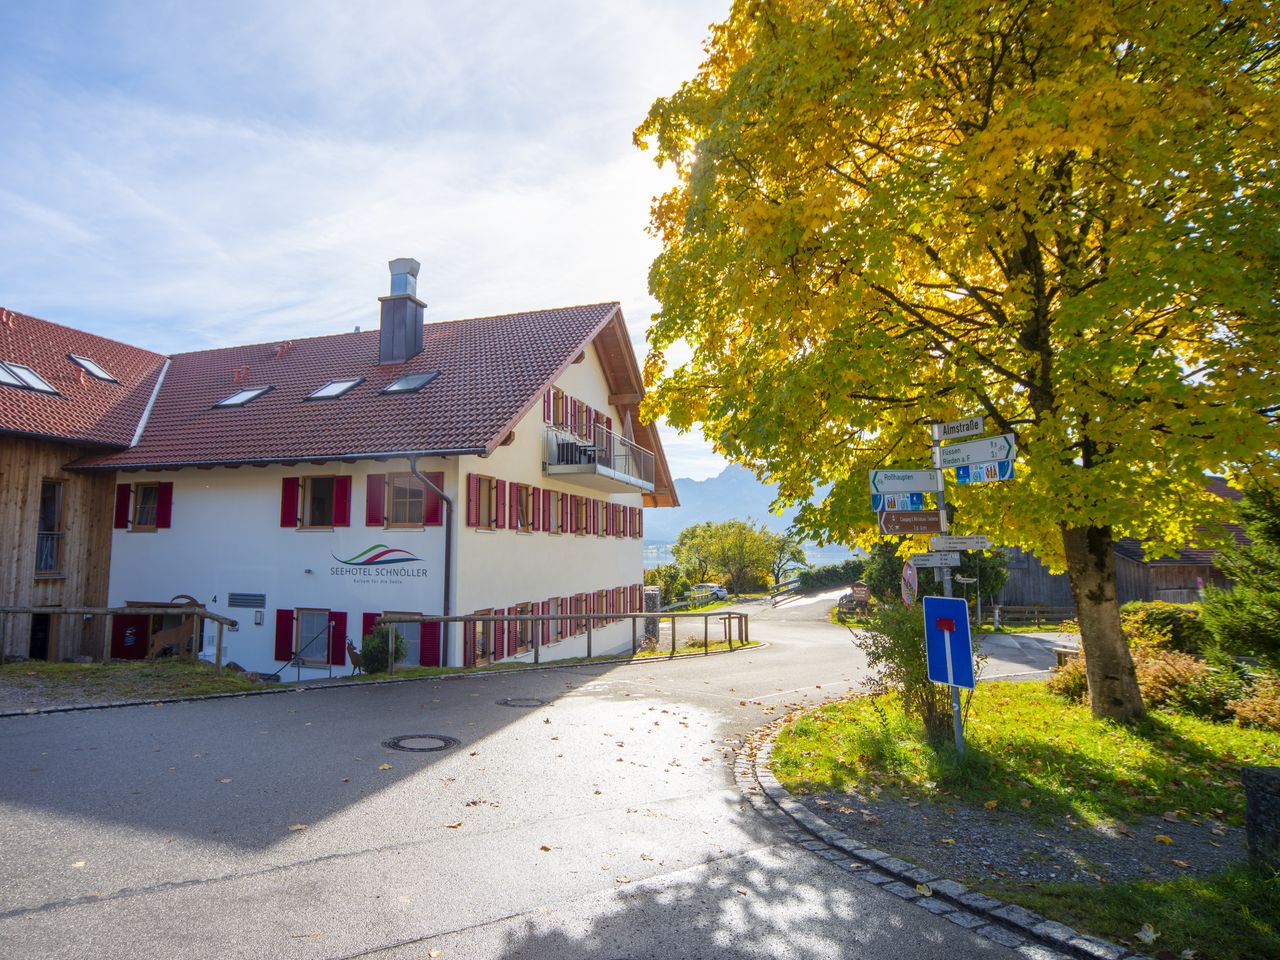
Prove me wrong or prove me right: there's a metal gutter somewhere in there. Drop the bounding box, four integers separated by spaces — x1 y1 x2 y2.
409 457 455 666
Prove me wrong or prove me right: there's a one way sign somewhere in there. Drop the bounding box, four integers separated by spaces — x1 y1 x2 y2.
922 595 975 689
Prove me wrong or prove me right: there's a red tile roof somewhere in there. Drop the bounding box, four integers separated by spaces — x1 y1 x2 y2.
0 308 166 447
73 303 623 469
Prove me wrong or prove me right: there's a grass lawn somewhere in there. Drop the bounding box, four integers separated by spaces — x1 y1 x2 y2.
0 659 264 706
771 682 1280 959
773 682 1276 826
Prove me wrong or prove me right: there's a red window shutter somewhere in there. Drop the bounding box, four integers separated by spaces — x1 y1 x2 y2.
509 482 520 530
592 500 601 536
569 495 579 533
541 601 550 645
362 612 380 641
637 509 643 538
570 401 578 433
328 611 347 665
493 616 505 660
494 479 507 529
466 474 480 527
542 488 552 532
560 493 568 533
113 484 132 529
603 504 612 537
332 476 352 527
561 596 571 636
531 486 541 531
508 606 520 657
464 620 475 667
543 389 552 422
420 621 442 667
606 416 613 433
366 475 385 526
154 482 174 528
274 609 295 660
423 471 444 526
280 477 300 527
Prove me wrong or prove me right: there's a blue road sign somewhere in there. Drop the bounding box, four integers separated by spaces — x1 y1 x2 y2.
923 595 975 689
955 459 1015 485
871 491 924 512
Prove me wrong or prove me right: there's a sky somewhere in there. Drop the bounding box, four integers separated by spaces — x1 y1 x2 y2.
0 0 732 480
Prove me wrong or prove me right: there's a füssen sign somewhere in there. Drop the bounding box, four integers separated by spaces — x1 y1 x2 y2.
934 433 1016 470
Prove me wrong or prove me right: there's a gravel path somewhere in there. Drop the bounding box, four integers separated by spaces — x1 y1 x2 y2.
798 788 1245 885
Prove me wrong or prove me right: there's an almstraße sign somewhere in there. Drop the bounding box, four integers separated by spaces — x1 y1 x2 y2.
930 416 985 442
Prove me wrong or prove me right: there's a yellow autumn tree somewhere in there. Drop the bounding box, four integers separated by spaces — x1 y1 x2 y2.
636 0 1280 720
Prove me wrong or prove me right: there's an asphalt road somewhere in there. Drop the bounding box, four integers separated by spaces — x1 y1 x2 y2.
0 595 1052 960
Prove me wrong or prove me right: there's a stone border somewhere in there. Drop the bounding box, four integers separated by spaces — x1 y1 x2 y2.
734 719 1154 960
0 640 766 719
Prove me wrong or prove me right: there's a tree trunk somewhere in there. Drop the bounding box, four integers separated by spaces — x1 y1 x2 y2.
1060 523 1145 722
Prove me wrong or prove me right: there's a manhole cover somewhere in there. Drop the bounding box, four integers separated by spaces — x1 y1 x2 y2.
496 697 548 708
382 734 461 753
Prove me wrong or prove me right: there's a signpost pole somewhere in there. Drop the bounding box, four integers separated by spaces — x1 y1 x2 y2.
934 431 965 755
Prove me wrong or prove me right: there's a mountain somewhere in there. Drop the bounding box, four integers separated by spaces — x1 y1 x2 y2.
644 464 798 542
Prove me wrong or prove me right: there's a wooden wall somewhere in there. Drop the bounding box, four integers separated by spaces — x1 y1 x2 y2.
998 546 1228 608
0 436 114 660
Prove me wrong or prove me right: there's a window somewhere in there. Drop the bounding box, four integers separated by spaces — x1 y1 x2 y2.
548 492 563 534
303 477 336 527
513 603 532 654
307 378 362 400
132 483 160 530
574 496 588 535
35 480 63 576
547 596 563 642
2 362 58 394
296 609 331 662
572 593 589 635
472 609 493 665
551 388 567 428
214 386 270 408
68 355 117 382
383 371 439 394
467 474 501 529
386 611 420 666
513 484 534 532
388 474 425 526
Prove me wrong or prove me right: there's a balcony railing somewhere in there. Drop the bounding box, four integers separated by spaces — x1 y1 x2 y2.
544 425 655 492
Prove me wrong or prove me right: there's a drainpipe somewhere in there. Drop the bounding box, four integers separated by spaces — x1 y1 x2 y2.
409 457 453 666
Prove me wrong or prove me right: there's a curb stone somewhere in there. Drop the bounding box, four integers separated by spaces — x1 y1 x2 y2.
0 640 766 719
733 718 1154 960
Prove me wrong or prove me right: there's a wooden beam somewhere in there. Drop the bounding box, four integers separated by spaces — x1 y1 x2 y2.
608 393 642 407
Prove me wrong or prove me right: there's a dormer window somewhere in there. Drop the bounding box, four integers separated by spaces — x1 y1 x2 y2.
214 386 271 408
383 371 438 395
306 378 363 400
0 362 58 394
69 355 117 382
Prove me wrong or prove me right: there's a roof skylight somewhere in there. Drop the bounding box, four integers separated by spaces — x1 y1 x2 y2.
69 354 117 382
1 362 59 394
0 363 24 388
214 386 271 408
382 371 439 395
306 378 363 401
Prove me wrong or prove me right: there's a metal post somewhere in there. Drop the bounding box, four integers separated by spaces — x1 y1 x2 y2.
703 615 708 655
104 613 113 664
935 442 965 755
670 616 676 657
586 616 593 658
976 557 983 627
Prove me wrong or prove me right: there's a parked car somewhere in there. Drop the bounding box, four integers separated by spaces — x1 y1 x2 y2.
692 582 729 601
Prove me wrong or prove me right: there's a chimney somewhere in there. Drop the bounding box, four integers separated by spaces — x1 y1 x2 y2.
378 258 426 365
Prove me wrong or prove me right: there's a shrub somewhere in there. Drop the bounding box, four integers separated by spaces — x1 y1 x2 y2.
797 558 867 593
855 602 968 745
1133 648 1209 708
1046 655 1088 703
1120 601 1210 654
1132 647 1251 721
1229 677 1280 732
360 626 407 674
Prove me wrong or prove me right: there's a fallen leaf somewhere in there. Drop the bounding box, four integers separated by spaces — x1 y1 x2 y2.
1135 923 1160 945
1162 811 1180 823
71 861 85 869
290 933 324 942
983 800 999 810
218 778 232 784
288 823 308 831
1020 799 1032 809
940 838 956 845
539 845 552 852
615 875 632 884
340 777 350 783
1172 859 1190 869
1154 835 1173 845
444 822 463 829
1180 949 1198 959
429 950 442 958
916 883 933 896
379 763 393 771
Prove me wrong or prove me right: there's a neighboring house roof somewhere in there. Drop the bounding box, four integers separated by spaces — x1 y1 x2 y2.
43 298 676 506
1113 477 1247 566
0 308 167 447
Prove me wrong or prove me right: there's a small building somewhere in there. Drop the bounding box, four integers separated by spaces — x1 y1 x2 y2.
3 259 676 675
0 311 166 660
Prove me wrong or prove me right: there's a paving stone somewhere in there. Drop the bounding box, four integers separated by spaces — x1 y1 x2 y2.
829 836 864 855
943 910 986 930
929 878 968 898
798 839 828 851
875 856 915 876
855 847 892 862
958 891 1004 912
1030 920 1079 945
976 924 1025 949
859 870 893 885
1066 934 1126 960
817 829 846 843
882 881 921 900
903 866 939 885
816 848 844 861
914 896 955 916
993 903 1047 932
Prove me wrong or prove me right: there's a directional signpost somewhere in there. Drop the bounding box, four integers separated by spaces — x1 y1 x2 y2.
878 509 947 535
909 551 961 568
930 415 985 442
869 469 943 495
956 460 1015 485
923 595 974 752
931 535 991 551
933 432 1016 470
